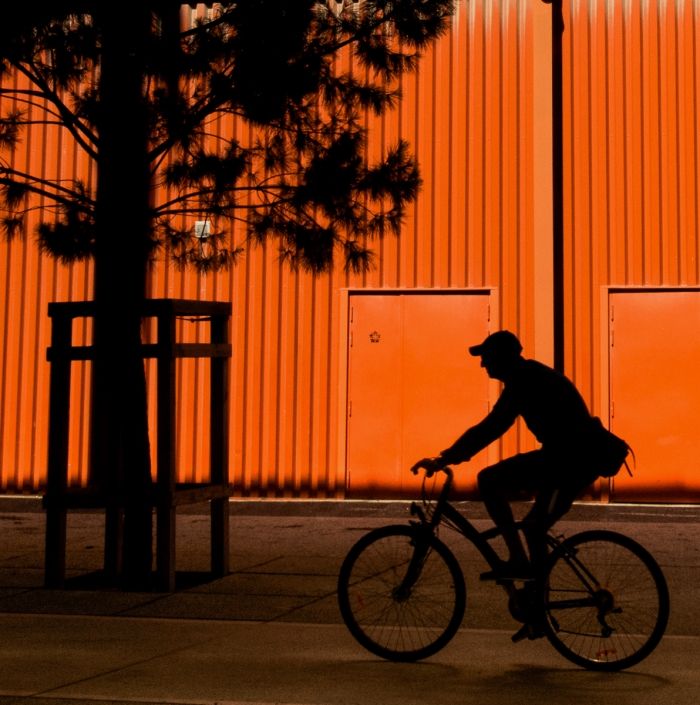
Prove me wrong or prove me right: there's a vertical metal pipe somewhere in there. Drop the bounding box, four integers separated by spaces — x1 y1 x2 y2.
551 0 565 372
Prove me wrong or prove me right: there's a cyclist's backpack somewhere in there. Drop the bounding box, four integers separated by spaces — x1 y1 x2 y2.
588 417 633 478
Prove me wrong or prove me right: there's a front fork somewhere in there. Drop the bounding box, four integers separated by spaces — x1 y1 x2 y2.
393 512 434 600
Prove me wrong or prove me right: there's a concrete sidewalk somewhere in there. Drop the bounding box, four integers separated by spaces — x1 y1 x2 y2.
0 500 697 631
0 500 698 705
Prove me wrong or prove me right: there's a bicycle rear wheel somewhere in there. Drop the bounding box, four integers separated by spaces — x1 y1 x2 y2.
337 524 466 661
542 529 669 671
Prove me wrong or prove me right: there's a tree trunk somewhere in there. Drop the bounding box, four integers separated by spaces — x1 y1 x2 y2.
91 3 154 589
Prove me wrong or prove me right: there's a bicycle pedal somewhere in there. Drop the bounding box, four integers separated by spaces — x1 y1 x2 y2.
511 625 530 643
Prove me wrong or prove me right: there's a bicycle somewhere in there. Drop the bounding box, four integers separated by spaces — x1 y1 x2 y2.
337 466 669 671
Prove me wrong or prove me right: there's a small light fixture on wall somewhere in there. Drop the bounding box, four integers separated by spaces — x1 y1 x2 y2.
194 220 211 240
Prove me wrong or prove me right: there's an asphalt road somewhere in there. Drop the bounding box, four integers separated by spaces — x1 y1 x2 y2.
0 615 698 705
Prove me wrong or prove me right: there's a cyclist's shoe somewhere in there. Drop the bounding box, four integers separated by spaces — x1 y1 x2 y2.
480 559 535 582
511 622 545 643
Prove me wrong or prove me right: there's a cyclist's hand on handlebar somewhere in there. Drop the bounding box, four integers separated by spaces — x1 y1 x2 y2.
410 456 445 477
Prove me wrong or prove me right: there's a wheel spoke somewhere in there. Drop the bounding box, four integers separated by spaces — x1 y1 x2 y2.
543 530 669 671
338 526 466 661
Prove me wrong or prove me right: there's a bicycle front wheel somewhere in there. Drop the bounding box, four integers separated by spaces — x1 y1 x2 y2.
337 524 466 661
543 529 669 671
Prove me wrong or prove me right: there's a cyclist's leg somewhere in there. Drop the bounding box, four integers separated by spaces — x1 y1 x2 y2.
510 486 575 640
521 489 568 574
477 451 551 567
522 471 597 573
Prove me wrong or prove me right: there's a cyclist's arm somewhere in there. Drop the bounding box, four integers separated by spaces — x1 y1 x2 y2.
439 392 518 465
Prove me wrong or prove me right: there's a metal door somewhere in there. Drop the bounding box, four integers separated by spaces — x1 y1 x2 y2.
609 291 700 502
346 292 491 497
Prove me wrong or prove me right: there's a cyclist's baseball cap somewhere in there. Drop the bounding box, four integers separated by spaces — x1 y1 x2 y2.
469 330 523 358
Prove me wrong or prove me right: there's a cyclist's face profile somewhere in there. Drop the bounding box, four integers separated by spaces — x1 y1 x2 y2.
480 352 511 381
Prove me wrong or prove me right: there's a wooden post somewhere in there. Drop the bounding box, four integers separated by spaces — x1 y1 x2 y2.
156 304 177 591
44 310 72 588
210 311 230 576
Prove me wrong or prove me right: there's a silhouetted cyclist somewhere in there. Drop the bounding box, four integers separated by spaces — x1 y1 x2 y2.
412 331 613 621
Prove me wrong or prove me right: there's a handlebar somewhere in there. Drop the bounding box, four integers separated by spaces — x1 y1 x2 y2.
411 462 454 480
409 465 454 527
430 465 453 479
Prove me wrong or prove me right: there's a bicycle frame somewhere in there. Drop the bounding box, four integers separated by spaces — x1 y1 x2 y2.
412 467 609 620
409 467 577 606
411 467 531 574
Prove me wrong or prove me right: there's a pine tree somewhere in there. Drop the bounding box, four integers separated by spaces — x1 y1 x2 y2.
0 0 455 587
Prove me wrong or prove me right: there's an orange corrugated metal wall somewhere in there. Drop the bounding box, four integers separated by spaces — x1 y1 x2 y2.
0 59 96 491
1 1 699 497
562 0 700 410
162 0 546 495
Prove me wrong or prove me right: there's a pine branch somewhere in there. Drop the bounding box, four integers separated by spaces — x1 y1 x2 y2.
0 169 94 212
12 61 98 158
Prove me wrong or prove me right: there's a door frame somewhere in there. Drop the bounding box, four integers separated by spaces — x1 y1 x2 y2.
601 286 700 502
337 287 497 495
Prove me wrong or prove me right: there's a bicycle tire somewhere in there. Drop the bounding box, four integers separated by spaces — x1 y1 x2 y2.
542 529 669 671
337 524 466 662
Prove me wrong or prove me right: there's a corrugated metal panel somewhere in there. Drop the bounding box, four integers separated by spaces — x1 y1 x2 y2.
0 65 95 491
1 1 567 495
0 253 95 493
204 0 543 494
562 0 700 413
